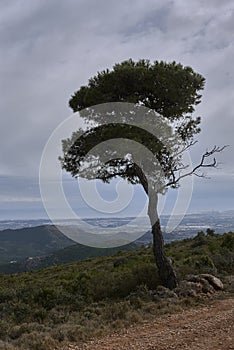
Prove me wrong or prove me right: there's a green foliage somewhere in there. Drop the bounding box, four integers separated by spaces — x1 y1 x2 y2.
194 254 216 273
69 59 205 122
191 231 206 247
221 233 234 250
0 232 233 349
206 228 215 236
61 59 205 190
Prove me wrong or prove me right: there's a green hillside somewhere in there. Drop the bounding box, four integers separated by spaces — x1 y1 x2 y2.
0 225 75 264
0 240 138 274
0 232 233 350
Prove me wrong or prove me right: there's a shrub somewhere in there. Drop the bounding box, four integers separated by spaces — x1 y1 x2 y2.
195 254 216 273
191 231 206 247
17 332 58 350
221 234 234 250
33 288 59 310
0 341 18 350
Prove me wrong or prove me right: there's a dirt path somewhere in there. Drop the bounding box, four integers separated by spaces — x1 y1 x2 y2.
65 298 234 350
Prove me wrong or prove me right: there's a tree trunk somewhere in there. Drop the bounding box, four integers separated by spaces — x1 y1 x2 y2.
148 189 178 289
133 164 178 289
151 219 178 289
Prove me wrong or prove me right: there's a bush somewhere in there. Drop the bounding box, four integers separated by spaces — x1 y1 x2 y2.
17 332 58 350
195 254 216 273
221 234 234 250
33 288 59 310
191 231 206 247
0 341 18 350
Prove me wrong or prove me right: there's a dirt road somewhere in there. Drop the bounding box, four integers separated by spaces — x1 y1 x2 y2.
65 298 234 350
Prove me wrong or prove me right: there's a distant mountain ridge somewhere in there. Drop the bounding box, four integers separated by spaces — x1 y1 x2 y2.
0 224 140 274
0 225 75 264
1 212 234 275
0 240 139 274
0 224 202 274
0 222 190 267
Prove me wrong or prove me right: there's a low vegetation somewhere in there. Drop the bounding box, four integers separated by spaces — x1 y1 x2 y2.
0 232 233 350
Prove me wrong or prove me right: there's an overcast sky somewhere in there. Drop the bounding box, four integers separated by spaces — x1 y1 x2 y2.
0 0 233 219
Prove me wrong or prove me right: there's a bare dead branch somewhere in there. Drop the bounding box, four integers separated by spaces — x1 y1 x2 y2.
165 145 228 187
174 140 198 157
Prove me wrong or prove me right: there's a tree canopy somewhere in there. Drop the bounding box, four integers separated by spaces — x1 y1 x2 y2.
69 59 204 141
61 59 206 194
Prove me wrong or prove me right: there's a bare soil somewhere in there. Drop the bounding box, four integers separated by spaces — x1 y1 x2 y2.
64 297 234 350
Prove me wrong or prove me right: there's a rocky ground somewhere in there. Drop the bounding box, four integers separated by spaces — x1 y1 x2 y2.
61 275 234 350
63 297 233 350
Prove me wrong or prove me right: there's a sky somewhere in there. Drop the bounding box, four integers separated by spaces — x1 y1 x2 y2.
0 0 233 220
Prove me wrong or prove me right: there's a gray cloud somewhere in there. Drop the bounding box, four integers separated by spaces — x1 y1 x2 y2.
0 0 233 216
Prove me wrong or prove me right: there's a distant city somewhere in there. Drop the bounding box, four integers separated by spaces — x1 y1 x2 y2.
1 210 234 244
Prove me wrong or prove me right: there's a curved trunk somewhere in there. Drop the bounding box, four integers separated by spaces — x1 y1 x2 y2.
134 164 178 289
148 190 178 289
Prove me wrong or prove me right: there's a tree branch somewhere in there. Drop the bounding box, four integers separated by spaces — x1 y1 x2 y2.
165 145 228 187
174 140 198 157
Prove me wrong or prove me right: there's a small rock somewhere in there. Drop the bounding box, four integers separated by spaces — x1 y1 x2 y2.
185 275 215 294
200 274 224 290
